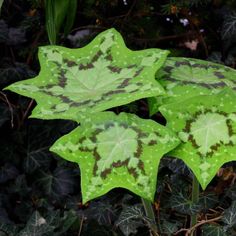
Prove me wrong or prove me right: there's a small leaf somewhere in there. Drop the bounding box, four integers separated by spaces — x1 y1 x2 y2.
5 28 169 121
0 223 18 236
50 112 180 203
161 220 181 236
116 204 146 236
160 89 236 189
82 201 117 225
222 201 236 228
168 191 200 215
199 193 218 211
201 224 227 236
18 211 55 236
149 57 236 115
37 167 75 198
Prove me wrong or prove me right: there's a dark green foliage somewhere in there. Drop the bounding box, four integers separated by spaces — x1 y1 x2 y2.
1 0 236 235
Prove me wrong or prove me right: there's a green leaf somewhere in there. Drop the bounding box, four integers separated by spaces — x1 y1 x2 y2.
168 191 200 215
18 211 55 236
36 167 75 198
0 0 3 15
161 220 180 236
5 28 168 122
50 112 180 203
201 224 227 236
222 201 236 228
159 89 236 189
116 204 147 236
0 223 18 236
149 57 236 115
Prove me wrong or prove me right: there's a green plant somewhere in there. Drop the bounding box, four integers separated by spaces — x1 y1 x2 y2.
4 28 236 235
45 0 77 44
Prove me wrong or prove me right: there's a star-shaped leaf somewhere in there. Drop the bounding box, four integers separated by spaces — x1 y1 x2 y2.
5 28 169 121
149 57 236 115
50 112 180 203
159 89 236 189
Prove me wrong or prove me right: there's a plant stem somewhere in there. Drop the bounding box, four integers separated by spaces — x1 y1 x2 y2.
190 174 200 236
141 198 158 236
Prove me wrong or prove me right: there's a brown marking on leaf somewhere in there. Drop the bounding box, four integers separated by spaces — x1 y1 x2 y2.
63 59 77 67
134 68 143 77
128 167 138 179
226 119 234 136
79 63 94 70
163 66 174 73
214 71 225 79
117 78 131 88
112 159 129 168
43 90 54 96
130 89 139 93
134 140 143 158
70 100 91 107
188 134 200 148
101 168 112 179
91 50 102 63
103 89 125 96
44 84 54 90
105 54 113 61
148 140 157 146
175 61 190 67
108 65 122 73
59 95 72 103
138 160 145 173
163 77 178 82
93 148 100 161
58 71 67 88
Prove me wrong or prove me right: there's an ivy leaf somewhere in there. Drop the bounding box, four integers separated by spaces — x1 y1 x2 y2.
201 224 227 236
36 167 75 199
199 193 218 211
115 204 147 236
5 28 168 121
18 211 55 236
148 57 236 115
222 201 236 229
168 191 200 215
159 89 236 189
50 112 180 203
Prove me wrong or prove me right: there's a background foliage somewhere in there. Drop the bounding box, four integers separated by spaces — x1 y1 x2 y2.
1 0 236 235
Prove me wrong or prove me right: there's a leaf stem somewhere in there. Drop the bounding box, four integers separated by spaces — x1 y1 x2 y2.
141 198 159 236
190 174 200 236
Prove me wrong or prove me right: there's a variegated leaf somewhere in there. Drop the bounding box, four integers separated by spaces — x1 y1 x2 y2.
149 57 236 115
5 28 168 121
159 89 236 189
50 112 180 203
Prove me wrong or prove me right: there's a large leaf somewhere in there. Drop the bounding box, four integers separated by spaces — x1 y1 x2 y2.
50 112 180 203
5 28 168 122
159 89 236 189
148 57 236 115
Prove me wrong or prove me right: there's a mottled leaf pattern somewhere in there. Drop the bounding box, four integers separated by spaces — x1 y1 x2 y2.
50 112 180 203
5 28 168 121
149 57 236 115
159 89 236 189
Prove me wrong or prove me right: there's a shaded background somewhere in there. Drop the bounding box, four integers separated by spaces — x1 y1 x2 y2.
1 0 236 235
